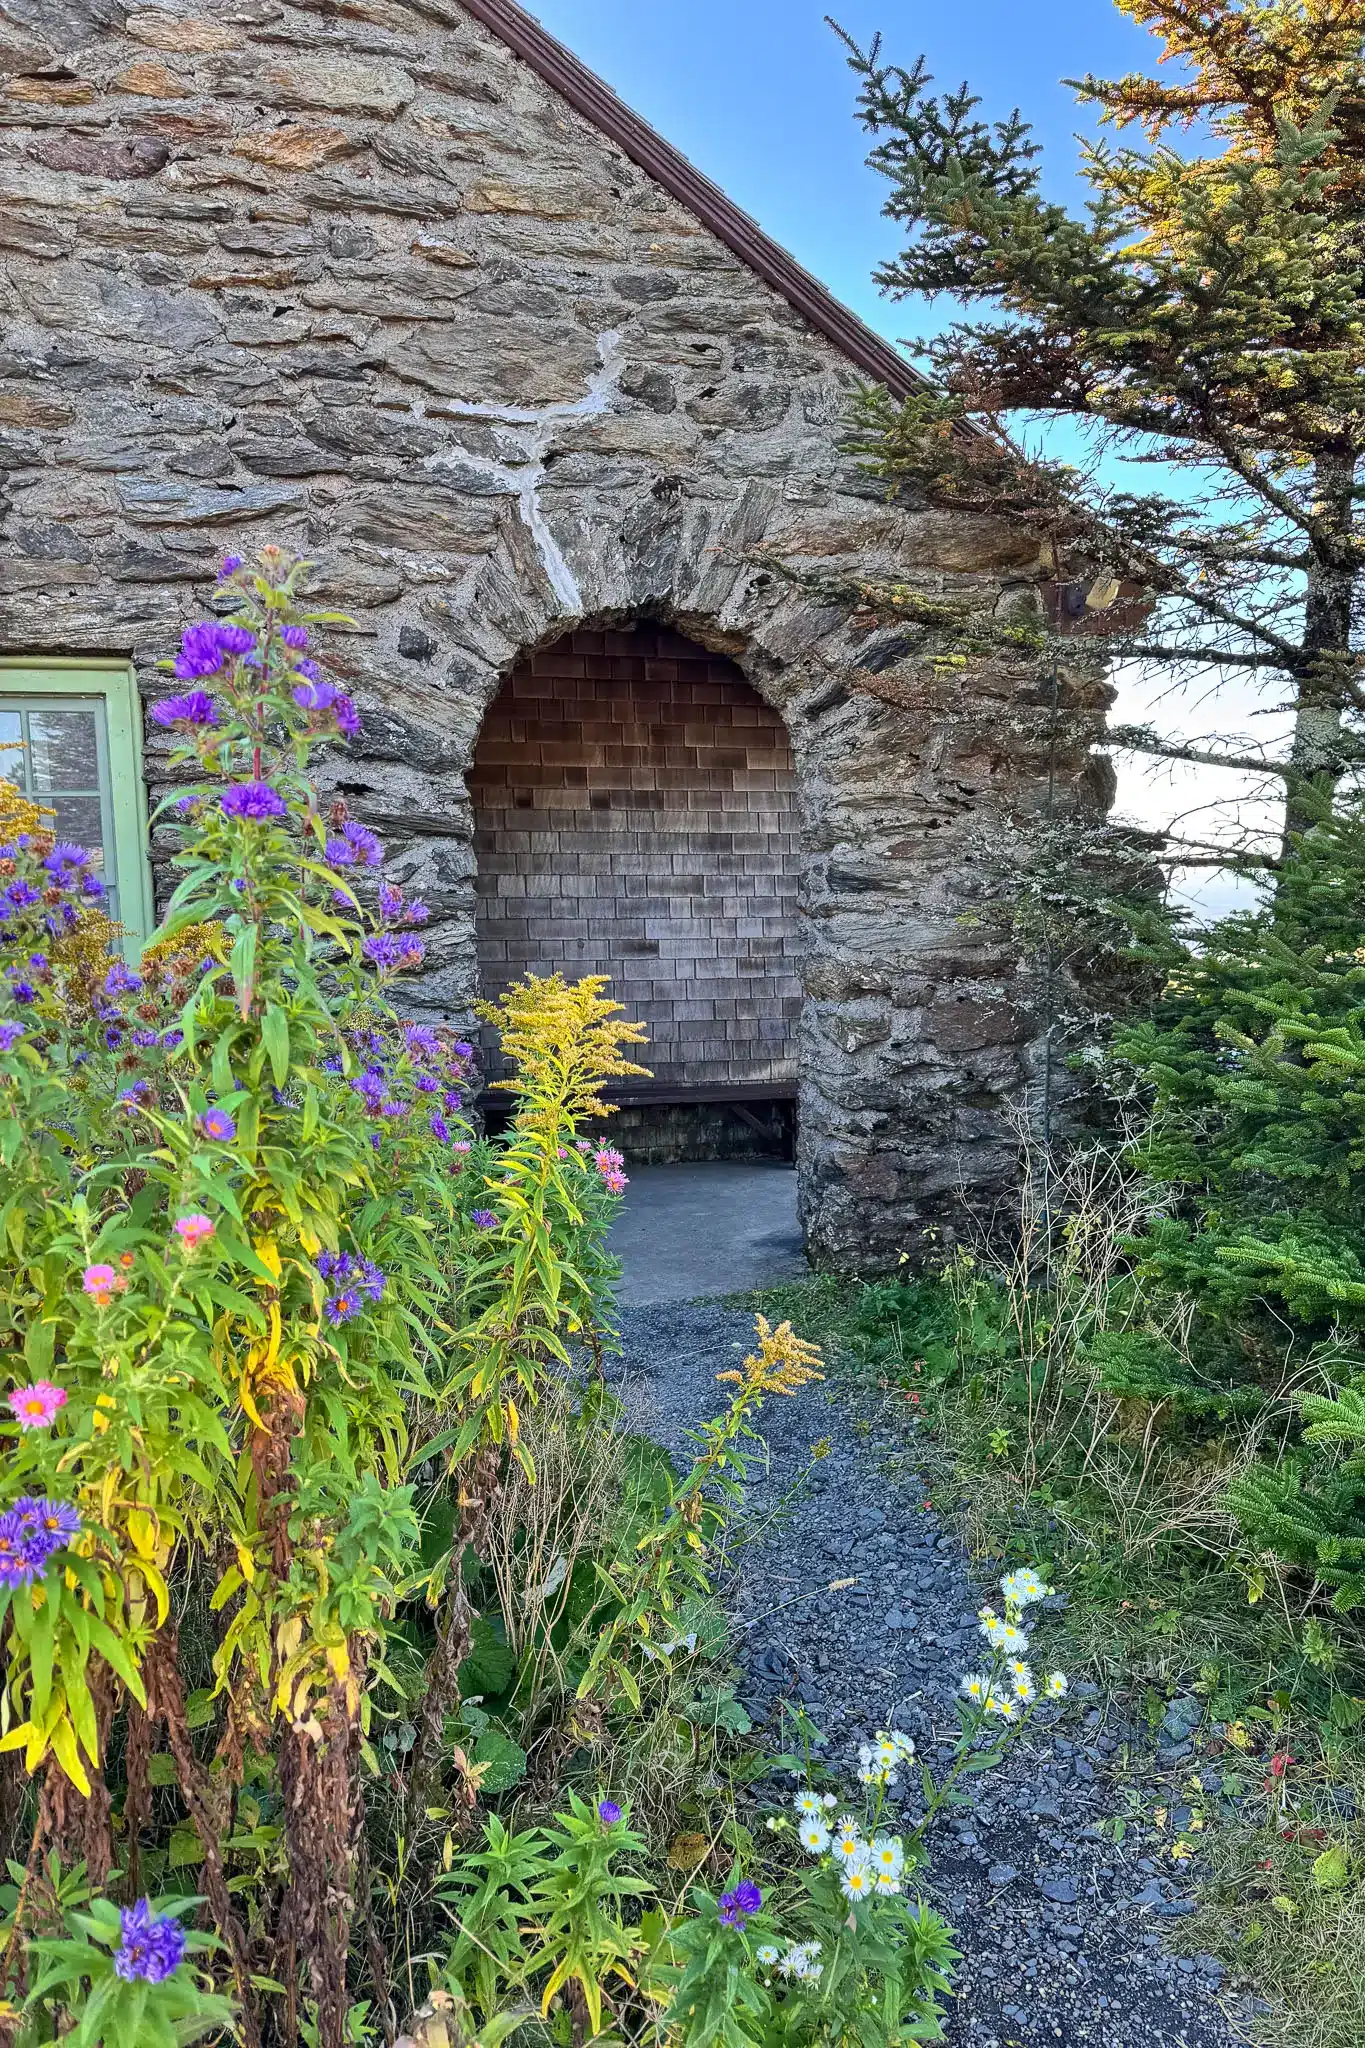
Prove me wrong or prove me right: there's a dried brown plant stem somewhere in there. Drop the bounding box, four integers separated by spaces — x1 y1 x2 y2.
145 1630 261 2048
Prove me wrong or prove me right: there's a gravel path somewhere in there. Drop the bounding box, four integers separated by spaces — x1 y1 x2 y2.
612 1298 1263 2048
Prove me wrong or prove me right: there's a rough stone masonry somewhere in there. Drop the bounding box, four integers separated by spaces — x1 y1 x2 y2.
0 0 1114 1269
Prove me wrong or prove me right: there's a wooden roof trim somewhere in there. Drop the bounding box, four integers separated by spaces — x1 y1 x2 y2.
456 0 925 399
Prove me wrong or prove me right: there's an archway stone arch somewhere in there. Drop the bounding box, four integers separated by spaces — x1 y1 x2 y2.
330 490 1105 1272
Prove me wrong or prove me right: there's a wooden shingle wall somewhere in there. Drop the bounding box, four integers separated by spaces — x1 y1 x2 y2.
470 625 802 1093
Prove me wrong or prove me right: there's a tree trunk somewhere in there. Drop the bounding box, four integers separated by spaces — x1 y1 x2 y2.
1283 449 1360 847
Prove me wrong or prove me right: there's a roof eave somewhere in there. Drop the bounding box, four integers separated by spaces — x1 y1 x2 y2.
456 0 925 400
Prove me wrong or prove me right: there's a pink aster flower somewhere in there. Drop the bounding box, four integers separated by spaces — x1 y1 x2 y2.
173 1214 215 1253
7 1381 67 1430
82 1263 125 1308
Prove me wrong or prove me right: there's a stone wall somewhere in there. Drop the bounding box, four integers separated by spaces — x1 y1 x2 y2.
0 0 1114 1269
470 623 801 1095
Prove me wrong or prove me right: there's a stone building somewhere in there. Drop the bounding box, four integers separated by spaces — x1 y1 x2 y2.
0 0 1113 1268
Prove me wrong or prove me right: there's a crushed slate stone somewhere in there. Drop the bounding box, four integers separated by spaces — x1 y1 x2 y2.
611 1299 1265 2048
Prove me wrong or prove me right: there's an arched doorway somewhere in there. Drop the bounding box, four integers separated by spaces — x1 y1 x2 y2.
469 623 802 1155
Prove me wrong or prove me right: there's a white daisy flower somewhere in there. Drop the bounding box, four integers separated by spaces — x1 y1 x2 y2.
822 1791 838 1808
873 1868 902 1895
756 1944 781 1966
960 1672 991 1704
985 1690 1018 1721
798 1817 832 1854
1001 1567 1052 1608
840 1854 875 1902
981 1615 1030 1653
794 1788 824 1816
831 1820 863 1861
1045 1670 1068 1699
870 1834 905 1877
1009 1659 1036 1704
889 1730 916 1759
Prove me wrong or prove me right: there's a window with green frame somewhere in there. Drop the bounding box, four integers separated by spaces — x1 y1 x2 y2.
0 659 155 953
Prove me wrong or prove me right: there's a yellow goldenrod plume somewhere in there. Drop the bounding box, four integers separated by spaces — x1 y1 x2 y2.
717 1314 824 1396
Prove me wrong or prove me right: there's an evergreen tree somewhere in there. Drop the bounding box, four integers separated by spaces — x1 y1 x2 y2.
834 0 1365 852
1113 797 1365 1331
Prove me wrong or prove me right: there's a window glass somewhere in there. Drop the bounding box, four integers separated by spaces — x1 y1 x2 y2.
0 697 121 920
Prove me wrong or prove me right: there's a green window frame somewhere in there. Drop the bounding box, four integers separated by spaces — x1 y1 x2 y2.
0 657 155 954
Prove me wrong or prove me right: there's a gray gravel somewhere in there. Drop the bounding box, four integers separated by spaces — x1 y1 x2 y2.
612 1298 1264 2048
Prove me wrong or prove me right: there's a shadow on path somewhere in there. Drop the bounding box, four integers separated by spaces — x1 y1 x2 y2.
608 1161 807 1305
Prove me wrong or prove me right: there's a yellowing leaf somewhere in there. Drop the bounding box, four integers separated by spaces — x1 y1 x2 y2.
1313 1844 1352 1890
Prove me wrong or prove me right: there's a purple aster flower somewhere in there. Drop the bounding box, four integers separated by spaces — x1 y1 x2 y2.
405 1025 441 1058
174 795 202 818
292 678 339 715
718 1881 761 1928
218 554 244 579
221 782 287 822
363 933 402 972
598 1800 622 1825
132 1029 158 1048
10 982 35 1005
14 1497 80 1566
380 1099 408 1119
151 690 219 729
0 1022 23 1052
174 620 253 681
398 935 425 969
414 1072 440 1094
453 1041 474 1060
5 881 39 910
429 1112 450 1142
334 695 361 737
443 1090 462 1113
0 1514 40 1588
405 898 431 925
82 874 106 899
104 963 142 998
174 621 228 681
321 1054 343 1073
295 657 321 683
325 1290 361 1326
326 820 383 868
378 883 403 923
471 1209 499 1230
161 1028 184 1049
105 1026 123 1050
281 624 309 649
41 842 90 879
28 954 47 974
115 1899 187 1984
199 1106 236 1143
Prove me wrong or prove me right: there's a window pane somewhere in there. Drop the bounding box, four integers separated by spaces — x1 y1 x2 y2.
48 793 107 867
29 707 101 792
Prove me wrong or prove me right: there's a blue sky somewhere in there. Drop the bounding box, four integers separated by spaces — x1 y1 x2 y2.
528 0 1154 355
